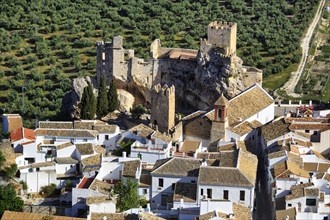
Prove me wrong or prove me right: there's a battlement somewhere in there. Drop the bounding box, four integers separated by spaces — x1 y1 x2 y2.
207 21 237 56
208 21 236 29
153 84 175 96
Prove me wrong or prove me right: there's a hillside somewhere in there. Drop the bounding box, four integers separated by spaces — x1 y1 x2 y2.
0 0 319 126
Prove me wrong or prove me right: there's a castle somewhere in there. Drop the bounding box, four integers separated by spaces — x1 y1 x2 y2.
95 21 262 113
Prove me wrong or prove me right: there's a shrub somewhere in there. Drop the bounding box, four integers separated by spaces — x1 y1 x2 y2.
39 183 57 197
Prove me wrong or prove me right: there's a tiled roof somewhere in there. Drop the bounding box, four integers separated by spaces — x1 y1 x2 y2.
39 121 73 129
181 110 207 121
75 143 94 155
34 129 98 138
261 118 290 142
218 142 236 151
10 127 35 142
56 142 73 150
304 188 319 197
122 160 140 177
198 166 253 187
287 152 303 167
173 182 197 202
274 160 309 178
88 179 112 195
129 124 154 138
1 211 84 220
232 202 252 220
236 140 254 153
285 183 314 201
93 124 118 133
237 149 258 185
55 157 78 164
151 131 172 143
276 207 296 220
73 120 94 130
196 151 238 167
226 84 273 126
214 93 229 106
227 121 254 136
199 211 228 220
90 213 138 220
289 123 330 131
285 116 330 123
151 157 201 177
180 140 201 153
77 177 94 189
139 212 165 220
4 114 23 133
268 150 286 159
81 154 101 167
19 161 55 170
86 195 114 205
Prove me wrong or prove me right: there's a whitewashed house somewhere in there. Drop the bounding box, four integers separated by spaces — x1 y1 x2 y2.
10 127 35 152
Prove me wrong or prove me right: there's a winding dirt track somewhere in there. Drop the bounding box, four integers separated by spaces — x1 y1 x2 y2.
277 0 326 98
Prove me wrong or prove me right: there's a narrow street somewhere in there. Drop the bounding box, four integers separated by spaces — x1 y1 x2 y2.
254 154 273 220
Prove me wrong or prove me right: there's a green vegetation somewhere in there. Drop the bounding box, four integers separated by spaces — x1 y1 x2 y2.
131 104 147 119
80 82 96 119
19 180 28 191
113 140 133 156
39 183 58 197
0 151 18 181
114 179 146 212
0 185 24 217
0 0 320 123
108 79 118 113
97 76 109 118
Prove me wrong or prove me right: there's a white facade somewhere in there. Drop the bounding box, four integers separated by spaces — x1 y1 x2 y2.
130 140 171 164
88 201 116 214
197 184 254 209
20 169 61 193
97 128 120 152
72 188 104 217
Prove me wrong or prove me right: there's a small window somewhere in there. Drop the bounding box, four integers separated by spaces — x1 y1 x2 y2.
223 190 229 200
143 189 147 195
313 131 318 135
240 190 245 201
97 135 99 140
252 135 255 140
191 180 196 183
201 189 204 196
306 199 316 206
77 197 85 203
305 130 310 133
288 203 292 207
84 139 88 142
70 138 75 142
36 167 40 172
158 178 164 187
207 189 212 199
105 135 109 140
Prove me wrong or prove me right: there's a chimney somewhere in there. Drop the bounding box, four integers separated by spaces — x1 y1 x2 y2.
201 158 207 167
180 198 184 207
122 151 126 159
146 203 151 212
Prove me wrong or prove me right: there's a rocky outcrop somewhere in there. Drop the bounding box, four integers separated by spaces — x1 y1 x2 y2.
117 89 135 112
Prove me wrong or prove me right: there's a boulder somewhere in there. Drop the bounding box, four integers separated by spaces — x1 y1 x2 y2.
117 89 135 112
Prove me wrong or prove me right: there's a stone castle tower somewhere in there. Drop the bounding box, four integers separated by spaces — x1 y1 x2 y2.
210 93 229 143
150 84 175 133
207 21 237 56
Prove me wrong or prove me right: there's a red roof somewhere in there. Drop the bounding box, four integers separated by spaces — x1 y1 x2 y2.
77 177 94 189
10 127 35 142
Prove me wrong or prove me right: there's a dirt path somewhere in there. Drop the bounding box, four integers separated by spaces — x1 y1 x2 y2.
277 0 326 98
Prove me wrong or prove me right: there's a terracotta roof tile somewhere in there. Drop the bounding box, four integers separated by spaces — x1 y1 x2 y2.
122 160 141 177
81 154 101 168
233 202 252 220
180 140 201 153
56 142 73 150
289 123 330 131
151 157 201 177
274 160 310 178
10 127 35 142
39 121 73 129
4 114 23 133
151 131 172 143
215 93 229 106
75 143 94 155
55 157 78 164
261 118 290 142
173 182 197 202
285 183 314 201
88 179 112 195
18 161 55 170
276 207 296 220
129 124 154 138
34 129 98 138
86 195 114 205
1 211 84 220
73 120 94 130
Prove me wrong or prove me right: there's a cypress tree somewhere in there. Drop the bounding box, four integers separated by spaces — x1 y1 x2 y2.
97 76 109 118
108 79 118 112
80 82 96 119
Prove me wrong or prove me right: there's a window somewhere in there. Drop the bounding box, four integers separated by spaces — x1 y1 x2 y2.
313 131 318 135
223 190 229 200
70 138 75 142
158 178 164 187
252 135 255 140
143 189 147 195
288 203 292 207
207 189 212 199
36 168 40 172
305 130 310 133
97 135 99 140
240 190 245 201
105 135 109 140
83 139 88 142
306 199 316 206
191 180 196 183
201 189 204 196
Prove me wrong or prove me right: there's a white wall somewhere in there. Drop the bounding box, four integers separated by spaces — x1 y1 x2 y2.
286 196 318 213
56 164 78 174
72 188 104 217
89 202 116 214
197 184 254 209
200 199 233 215
151 175 198 209
97 130 120 152
138 186 151 201
57 145 76 158
96 161 123 181
20 171 60 193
